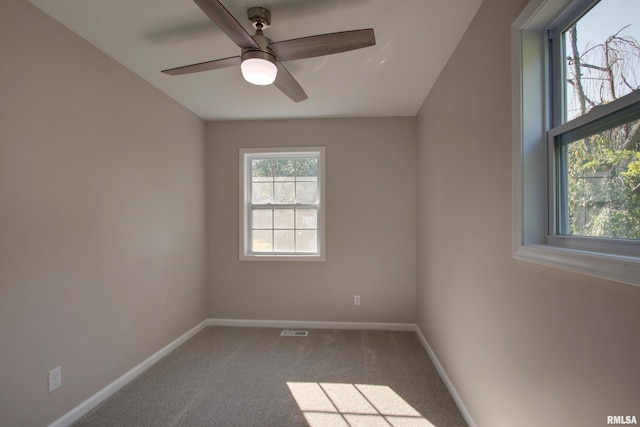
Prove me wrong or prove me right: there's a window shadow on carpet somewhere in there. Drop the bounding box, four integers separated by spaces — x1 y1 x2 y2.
287 381 435 427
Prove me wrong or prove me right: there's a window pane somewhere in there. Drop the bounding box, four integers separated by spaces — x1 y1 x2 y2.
274 230 295 252
274 209 295 229
252 159 273 180
252 209 272 229
295 158 318 177
296 230 317 253
562 0 640 121
296 180 318 204
252 182 272 203
252 230 273 252
559 116 640 239
296 209 317 229
274 182 295 204
273 158 295 179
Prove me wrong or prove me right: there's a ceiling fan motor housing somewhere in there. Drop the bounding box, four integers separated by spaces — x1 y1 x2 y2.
241 48 276 65
241 31 276 65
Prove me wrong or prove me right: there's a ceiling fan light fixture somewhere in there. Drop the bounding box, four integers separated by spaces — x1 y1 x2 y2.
240 50 277 85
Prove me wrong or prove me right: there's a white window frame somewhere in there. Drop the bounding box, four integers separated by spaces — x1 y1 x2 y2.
239 147 325 261
512 0 640 286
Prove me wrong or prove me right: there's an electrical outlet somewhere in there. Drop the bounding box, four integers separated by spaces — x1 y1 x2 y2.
354 295 361 306
49 367 61 392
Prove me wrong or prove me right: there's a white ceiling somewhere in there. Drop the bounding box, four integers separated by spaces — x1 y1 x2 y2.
28 0 482 121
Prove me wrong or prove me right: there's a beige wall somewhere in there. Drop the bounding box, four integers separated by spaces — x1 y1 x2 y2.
416 0 640 425
207 118 417 323
0 1 208 425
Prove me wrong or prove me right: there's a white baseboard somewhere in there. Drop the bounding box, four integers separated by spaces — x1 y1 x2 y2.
48 319 210 427
413 325 477 427
206 318 416 331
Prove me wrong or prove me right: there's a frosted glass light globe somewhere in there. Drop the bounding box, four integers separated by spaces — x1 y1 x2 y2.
241 58 277 85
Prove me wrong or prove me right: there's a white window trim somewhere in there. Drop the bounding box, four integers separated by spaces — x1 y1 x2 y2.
512 0 640 287
239 146 326 262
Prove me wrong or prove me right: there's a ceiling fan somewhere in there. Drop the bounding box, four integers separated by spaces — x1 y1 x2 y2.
161 0 376 102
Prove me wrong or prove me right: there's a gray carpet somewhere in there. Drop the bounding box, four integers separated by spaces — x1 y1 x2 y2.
74 327 467 426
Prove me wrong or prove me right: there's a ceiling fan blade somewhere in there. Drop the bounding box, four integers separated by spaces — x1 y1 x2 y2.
162 56 240 75
270 29 375 62
274 62 308 103
192 0 259 49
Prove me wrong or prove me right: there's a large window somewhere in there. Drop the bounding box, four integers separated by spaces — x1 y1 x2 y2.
549 0 640 246
513 0 640 285
239 147 325 261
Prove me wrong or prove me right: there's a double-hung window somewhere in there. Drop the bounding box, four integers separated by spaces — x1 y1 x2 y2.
513 0 640 285
239 147 325 261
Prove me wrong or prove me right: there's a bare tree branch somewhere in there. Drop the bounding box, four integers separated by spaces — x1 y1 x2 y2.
569 25 588 117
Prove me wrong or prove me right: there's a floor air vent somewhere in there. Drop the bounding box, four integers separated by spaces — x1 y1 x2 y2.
280 330 309 337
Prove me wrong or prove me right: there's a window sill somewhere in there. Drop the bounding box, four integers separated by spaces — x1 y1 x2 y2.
239 254 325 262
514 243 640 287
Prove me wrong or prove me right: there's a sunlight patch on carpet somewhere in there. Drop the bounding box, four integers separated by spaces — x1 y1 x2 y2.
286 382 435 427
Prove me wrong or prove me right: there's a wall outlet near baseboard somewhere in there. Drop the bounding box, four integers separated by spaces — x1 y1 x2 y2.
49 367 61 392
354 295 361 306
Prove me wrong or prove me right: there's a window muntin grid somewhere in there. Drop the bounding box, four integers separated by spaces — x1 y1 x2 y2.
244 152 322 256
